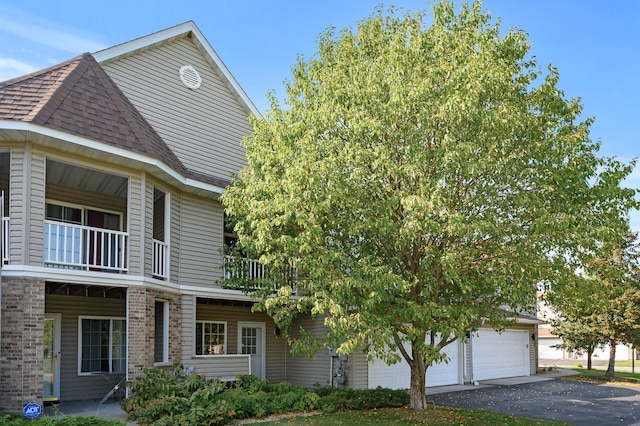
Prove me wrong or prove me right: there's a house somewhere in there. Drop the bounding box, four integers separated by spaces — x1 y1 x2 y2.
0 21 539 413
537 296 634 361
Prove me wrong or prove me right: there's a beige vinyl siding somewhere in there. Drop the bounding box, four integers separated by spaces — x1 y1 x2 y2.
188 355 251 381
180 295 196 361
45 293 126 402
170 191 182 281
464 340 473 383
28 149 45 265
285 316 332 389
176 194 223 287
349 351 369 389
192 302 286 383
142 179 154 278
100 36 252 181
128 173 143 275
8 146 24 264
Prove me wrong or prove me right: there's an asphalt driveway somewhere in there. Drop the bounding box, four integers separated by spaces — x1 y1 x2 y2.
426 379 640 425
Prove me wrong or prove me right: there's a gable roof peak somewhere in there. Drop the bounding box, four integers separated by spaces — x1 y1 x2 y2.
0 52 189 177
93 20 260 118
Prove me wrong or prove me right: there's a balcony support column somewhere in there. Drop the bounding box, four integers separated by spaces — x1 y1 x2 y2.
127 287 182 383
0 277 45 413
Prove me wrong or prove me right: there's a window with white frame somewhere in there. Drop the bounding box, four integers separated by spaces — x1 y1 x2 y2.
79 317 126 374
154 300 169 363
195 321 226 355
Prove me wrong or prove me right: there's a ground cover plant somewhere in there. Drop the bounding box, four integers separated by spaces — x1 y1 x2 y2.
121 366 409 425
0 414 123 426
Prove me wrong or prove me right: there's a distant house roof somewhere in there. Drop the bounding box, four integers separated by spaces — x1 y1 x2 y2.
538 328 558 338
0 52 230 189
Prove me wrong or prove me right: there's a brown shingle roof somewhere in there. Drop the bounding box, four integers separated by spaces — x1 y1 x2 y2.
0 53 230 186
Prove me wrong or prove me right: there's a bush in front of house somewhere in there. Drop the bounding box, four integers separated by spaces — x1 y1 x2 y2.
122 364 408 425
315 386 410 413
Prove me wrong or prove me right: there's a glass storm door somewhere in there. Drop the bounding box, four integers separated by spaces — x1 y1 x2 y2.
43 314 61 401
239 323 265 379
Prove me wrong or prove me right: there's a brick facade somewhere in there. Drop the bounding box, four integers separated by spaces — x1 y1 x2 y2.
127 286 182 382
0 277 45 412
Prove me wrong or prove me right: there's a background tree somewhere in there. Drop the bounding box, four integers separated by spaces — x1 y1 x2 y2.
222 1 636 410
546 229 640 377
548 305 607 370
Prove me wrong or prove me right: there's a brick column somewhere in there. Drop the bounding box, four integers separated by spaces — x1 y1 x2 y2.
127 286 149 383
127 287 182 382
0 277 45 413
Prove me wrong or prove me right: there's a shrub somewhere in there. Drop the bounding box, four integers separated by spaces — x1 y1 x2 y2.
318 387 409 412
122 366 408 424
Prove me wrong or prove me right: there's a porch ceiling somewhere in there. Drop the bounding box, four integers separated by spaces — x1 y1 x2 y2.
45 282 126 299
196 297 255 308
47 159 128 199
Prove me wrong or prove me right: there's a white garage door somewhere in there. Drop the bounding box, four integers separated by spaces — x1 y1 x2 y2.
472 329 530 381
538 338 564 359
368 340 460 389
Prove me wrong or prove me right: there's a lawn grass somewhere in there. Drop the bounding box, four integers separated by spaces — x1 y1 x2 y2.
614 360 640 368
249 406 563 425
561 366 640 386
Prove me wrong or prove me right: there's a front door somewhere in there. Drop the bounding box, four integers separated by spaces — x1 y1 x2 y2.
43 314 61 401
238 322 265 379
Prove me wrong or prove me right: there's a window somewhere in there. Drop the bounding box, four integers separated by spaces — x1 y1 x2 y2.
154 300 169 363
195 321 226 355
46 204 82 224
79 317 126 374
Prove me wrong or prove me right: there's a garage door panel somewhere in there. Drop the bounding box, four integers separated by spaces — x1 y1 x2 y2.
368 337 460 389
472 329 529 381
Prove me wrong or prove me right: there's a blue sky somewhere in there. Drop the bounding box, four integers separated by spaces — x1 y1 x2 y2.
0 0 638 228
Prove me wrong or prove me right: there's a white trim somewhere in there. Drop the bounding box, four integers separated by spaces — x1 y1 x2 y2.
195 320 228 355
92 21 260 118
0 121 226 195
153 299 170 365
77 316 127 376
237 321 266 379
44 313 62 400
45 199 123 229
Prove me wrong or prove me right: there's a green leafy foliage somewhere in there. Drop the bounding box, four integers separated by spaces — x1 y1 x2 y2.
546 228 640 376
122 368 407 425
222 0 637 411
0 413 123 426
315 387 410 413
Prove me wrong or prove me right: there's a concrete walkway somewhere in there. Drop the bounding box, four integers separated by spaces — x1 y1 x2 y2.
42 399 134 425
426 367 579 395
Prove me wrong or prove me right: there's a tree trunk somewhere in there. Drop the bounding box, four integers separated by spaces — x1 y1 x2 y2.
409 355 427 410
605 339 616 378
587 348 593 370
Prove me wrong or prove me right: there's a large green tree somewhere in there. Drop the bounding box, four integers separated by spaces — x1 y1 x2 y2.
222 1 636 409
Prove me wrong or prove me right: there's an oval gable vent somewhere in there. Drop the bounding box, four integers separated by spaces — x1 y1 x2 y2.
179 65 202 90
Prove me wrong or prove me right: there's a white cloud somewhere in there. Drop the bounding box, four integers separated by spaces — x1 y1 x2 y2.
0 58 37 81
0 17 107 54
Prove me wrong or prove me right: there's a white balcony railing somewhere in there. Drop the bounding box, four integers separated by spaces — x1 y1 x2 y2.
223 255 297 294
224 256 265 280
152 239 169 279
44 220 128 272
2 216 8 264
